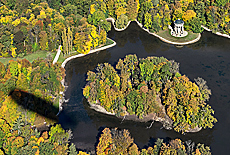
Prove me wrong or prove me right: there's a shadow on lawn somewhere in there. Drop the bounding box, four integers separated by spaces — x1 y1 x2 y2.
9 89 73 126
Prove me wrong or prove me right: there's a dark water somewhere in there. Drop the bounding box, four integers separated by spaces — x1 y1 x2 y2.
59 22 230 154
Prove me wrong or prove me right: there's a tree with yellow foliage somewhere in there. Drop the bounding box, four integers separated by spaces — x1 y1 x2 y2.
90 25 99 49
182 10 196 21
62 27 73 55
39 31 48 51
73 32 92 54
96 128 113 154
115 0 127 18
99 29 107 45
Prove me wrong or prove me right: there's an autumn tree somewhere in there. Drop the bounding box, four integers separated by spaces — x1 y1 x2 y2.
144 12 152 29
107 0 115 17
182 10 196 22
115 14 129 29
39 31 48 51
62 27 73 55
127 0 138 21
84 54 216 133
115 0 127 18
73 32 92 54
189 17 204 33
96 128 113 154
99 29 107 45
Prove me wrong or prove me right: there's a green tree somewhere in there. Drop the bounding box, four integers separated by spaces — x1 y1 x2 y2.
39 142 58 155
107 0 115 17
115 14 128 29
62 4 78 17
0 62 6 79
68 143 77 155
49 124 69 145
144 12 152 29
216 0 229 7
189 17 204 33
88 10 111 32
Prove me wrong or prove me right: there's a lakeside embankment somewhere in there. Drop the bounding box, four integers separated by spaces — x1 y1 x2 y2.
107 17 201 45
54 19 225 124
134 19 201 45
106 18 131 31
87 90 202 132
201 25 230 39
54 38 116 115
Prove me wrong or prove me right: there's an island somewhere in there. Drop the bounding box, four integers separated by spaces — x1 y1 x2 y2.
83 54 217 134
1 0 227 153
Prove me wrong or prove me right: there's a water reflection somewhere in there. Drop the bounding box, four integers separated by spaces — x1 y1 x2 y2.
59 22 230 154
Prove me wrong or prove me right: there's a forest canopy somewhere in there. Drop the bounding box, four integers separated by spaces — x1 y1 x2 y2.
0 0 223 154
1 0 230 58
96 127 212 155
0 58 80 154
83 54 217 133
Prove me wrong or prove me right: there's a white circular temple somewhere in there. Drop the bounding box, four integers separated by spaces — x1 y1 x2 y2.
170 19 188 37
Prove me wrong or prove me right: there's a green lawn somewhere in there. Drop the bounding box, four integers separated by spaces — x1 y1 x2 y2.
156 29 199 43
56 38 115 63
0 50 56 65
0 38 115 65
53 97 60 114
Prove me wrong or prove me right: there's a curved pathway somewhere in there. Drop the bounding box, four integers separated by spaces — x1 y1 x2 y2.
53 45 62 64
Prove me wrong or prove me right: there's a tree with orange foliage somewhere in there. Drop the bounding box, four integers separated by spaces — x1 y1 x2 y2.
96 128 113 154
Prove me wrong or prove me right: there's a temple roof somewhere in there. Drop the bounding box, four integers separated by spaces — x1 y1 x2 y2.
174 19 184 24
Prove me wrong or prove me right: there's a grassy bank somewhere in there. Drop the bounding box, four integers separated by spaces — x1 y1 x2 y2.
0 38 115 66
0 50 57 65
57 38 115 64
156 29 199 43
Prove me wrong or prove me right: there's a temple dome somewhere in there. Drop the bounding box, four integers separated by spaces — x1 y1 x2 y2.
174 19 184 25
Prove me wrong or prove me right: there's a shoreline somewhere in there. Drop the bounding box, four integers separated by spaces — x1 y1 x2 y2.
55 38 116 115
54 19 221 129
106 17 201 45
134 19 201 45
106 17 131 31
61 38 116 68
201 25 230 39
88 100 202 133
89 101 173 128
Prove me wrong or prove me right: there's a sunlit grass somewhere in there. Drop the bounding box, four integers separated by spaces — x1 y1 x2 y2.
0 38 115 65
0 50 56 65
156 29 199 43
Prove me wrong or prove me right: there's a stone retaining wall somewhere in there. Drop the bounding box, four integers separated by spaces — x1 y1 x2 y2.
54 38 116 115
135 20 201 45
201 25 230 39
106 17 131 31
61 38 116 68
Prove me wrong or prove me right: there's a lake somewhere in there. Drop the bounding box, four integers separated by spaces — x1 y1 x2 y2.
59 22 230 154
